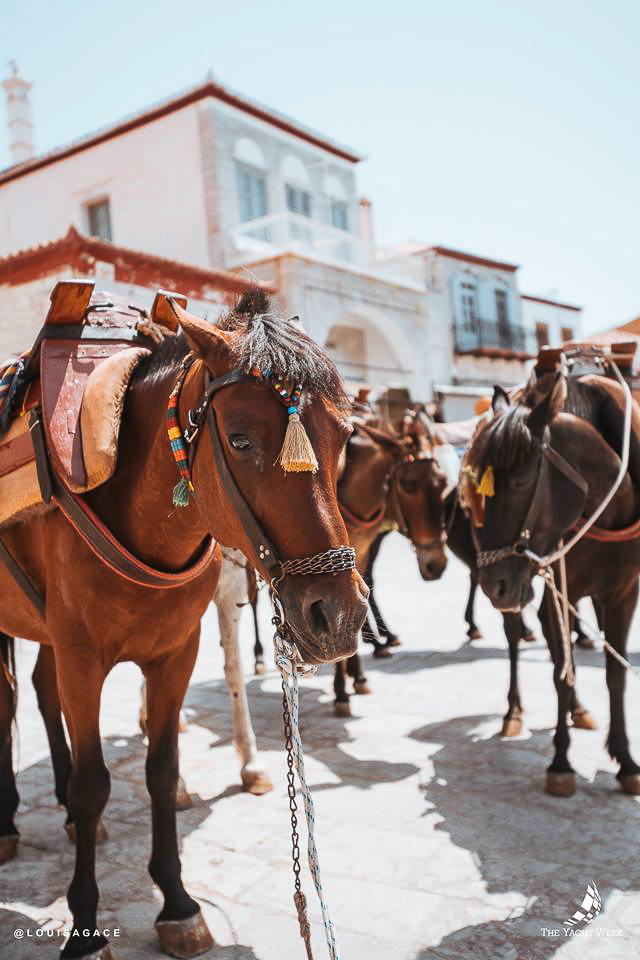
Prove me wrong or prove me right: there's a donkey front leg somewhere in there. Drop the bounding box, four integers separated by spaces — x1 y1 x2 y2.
334 659 351 717
56 652 111 959
501 613 524 737
0 634 19 863
347 651 371 695
144 630 214 958
539 587 576 797
465 573 482 640
602 584 640 795
217 591 272 795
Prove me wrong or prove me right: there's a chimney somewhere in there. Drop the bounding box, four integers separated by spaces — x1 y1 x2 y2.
359 197 376 263
3 61 34 164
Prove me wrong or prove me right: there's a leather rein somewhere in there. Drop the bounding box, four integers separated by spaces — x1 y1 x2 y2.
339 418 440 540
474 416 640 568
15 354 354 618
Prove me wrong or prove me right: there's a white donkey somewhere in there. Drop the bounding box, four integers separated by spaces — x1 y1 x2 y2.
140 547 272 802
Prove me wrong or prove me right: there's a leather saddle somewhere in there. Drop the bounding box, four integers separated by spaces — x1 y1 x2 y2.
0 279 184 525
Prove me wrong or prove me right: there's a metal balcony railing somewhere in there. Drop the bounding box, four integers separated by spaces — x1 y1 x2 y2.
455 319 536 355
228 211 364 265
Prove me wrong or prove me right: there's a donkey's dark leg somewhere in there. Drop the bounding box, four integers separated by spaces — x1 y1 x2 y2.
347 652 371 695
57 654 111 959
539 586 576 797
602 584 640 794
501 614 524 737
334 660 351 717
361 610 388 657
0 634 19 863
465 573 482 640
144 629 213 956
251 596 266 675
567 635 597 731
365 533 399 648
31 645 72 809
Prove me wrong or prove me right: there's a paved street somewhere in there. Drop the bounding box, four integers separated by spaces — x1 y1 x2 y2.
1 534 639 959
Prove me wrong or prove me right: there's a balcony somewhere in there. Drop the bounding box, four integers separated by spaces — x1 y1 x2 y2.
228 211 364 266
455 319 536 358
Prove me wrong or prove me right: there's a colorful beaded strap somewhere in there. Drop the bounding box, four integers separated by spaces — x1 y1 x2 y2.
167 360 319 508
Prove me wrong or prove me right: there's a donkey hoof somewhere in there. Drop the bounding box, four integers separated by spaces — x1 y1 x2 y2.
373 646 393 659
254 661 267 675
467 627 482 640
385 634 401 647
175 777 192 811
353 679 372 695
241 769 273 795
545 772 576 797
155 908 214 958
0 834 19 864
65 819 108 845
522 632 536 644
334 701 351 718
575 635 595 650
501 717 522 738
72 946 115 959
619 774 640 795
572 709 598 730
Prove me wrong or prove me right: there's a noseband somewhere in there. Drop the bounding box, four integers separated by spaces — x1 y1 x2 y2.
476 426 588 568
174 357 356 589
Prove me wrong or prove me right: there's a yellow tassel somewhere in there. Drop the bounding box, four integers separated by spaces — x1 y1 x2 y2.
476 466 495 497
277 413 319 473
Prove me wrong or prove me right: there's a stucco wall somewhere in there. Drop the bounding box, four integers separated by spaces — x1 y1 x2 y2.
521 298 583 347
0 105 210 268
235 253 435 400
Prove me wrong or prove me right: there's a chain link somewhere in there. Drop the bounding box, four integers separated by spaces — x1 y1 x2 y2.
280 546 356 579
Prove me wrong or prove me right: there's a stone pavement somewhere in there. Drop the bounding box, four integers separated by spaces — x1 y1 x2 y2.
1 534 639 959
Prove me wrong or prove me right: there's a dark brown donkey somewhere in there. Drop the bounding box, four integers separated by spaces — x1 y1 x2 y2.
469 364 640 797
333 408 448 713
0 288 368 959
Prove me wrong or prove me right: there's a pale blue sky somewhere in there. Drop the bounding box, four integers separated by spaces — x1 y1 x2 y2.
2 0 638 331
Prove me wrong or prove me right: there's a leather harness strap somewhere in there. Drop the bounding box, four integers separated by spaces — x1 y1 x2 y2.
477 427 589 568
0 538 45 618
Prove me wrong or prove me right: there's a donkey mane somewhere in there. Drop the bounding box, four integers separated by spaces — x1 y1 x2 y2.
134 286 347 405
470 374 640 479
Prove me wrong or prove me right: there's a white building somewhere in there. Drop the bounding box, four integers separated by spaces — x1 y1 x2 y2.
0 66 582 416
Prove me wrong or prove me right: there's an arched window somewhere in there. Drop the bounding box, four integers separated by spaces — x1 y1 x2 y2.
282 155 312 218
234 139 268 223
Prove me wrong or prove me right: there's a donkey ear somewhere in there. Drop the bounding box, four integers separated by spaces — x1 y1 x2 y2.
492 385 510 416
169 299 232 362
527 371 567 437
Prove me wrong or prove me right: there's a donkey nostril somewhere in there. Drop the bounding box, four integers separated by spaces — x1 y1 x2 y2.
309 599 329 635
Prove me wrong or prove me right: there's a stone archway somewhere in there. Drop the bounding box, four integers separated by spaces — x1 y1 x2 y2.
323 309 417 394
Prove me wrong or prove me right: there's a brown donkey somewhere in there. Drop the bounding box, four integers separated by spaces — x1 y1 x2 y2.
332 407 448 713
0 289 368 959
469 365 640 797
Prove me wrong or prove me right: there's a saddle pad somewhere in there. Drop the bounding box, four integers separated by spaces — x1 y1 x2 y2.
80 346 150 489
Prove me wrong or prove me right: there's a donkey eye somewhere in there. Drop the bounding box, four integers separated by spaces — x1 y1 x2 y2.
400 477 418 494
229 434 252 450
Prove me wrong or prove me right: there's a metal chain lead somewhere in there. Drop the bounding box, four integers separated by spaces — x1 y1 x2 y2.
280 546 355 579
271 601 340 960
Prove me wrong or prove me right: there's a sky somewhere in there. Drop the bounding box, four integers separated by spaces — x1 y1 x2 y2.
1 0 638 332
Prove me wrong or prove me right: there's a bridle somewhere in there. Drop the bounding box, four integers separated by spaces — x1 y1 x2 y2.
476 425 588 569
176 356 356 592
340 417 443 542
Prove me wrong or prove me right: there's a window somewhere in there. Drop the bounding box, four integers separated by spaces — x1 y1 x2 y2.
495 288 509 335
331 200 348 231
536 322 550 351
561 326 574 343
460 280 477 330
236 164 268 222
87 199 112 241
285 184 312 218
